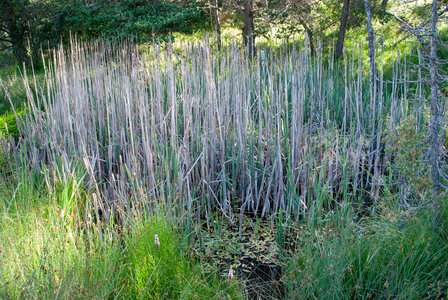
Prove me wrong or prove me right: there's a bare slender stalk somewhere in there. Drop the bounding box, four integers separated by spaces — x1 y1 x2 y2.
5 37 427 228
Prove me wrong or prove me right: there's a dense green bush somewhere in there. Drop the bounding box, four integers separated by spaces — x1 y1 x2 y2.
57 0 202 43
0 0 204 65
384 115 432 206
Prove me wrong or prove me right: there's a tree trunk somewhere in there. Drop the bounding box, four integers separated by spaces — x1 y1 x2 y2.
335 0 351 59
242 0 255 57
364 0 378 84
213 0 221 50
364 0 381 198
10 30 29 64
300 21 314 54
429 0 441 224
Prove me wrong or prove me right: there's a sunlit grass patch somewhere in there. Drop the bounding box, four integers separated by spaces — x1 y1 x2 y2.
125 213 242 299
0 177 244 299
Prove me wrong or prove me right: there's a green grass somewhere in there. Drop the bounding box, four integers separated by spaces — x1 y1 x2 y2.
283 202 448 299
126 214 241 299
1 164 447 299
0 107 26 139
0 172 244 299
0 65 44 116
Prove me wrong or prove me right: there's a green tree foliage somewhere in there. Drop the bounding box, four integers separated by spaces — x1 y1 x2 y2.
255 0 315 41
0 0 202 63
57 0 202 42
0 0 36 63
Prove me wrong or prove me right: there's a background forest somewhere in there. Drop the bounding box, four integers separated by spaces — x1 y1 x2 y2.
1 0 448 299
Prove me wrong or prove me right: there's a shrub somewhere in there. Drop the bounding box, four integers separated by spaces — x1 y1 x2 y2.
384 115 431 207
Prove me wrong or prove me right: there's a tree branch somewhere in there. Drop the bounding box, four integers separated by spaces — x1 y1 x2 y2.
0 23 11 34
0 35 12 43
223 2 244 15
391 5 448 46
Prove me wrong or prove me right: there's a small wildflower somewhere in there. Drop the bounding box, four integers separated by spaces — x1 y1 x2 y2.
228 267 234 283
155 234 160 250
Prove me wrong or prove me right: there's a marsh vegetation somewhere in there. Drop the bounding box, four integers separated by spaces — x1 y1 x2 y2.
1 0 448 299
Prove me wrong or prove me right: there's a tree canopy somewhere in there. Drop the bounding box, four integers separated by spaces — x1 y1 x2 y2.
0 0 444 64
1 0 203 63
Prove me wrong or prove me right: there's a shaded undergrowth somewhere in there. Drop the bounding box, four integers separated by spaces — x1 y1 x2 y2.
283 202 448 299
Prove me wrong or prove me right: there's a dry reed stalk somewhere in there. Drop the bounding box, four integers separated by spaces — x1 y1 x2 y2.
7 38 422 227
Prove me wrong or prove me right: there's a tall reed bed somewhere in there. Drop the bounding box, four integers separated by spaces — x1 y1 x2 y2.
6 38 426 229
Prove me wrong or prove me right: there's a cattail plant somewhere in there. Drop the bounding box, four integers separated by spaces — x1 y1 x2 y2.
6 36 432 232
